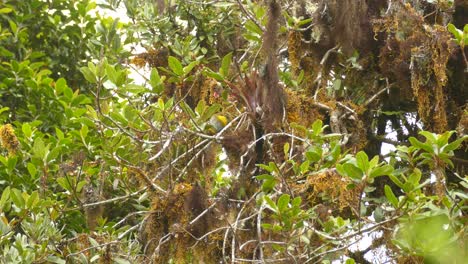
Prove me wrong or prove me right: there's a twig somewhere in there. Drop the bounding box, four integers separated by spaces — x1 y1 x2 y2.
231 191 261 263
112 210 147 228
113 154 167 194
312 101 332 111
364 79 393 107
174 140 214 182
337 102 357 116
118 223 141 239
236 0 265 33
148 130 177 161
66 241 120 258
320 45 340 65
189 202 217 226
256 205 264 261
81 188 146 208
153 138 210 180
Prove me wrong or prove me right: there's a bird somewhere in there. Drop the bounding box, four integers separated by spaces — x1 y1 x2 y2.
207 115 228 134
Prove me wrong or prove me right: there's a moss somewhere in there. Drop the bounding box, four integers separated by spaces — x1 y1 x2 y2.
307 169 360 212
285 88 325 129
288 31 302 75
141 182 225 263
374 2 454 132
0 124 19 155
131 47 169 68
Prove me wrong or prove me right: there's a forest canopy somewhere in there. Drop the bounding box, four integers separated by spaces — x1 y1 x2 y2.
0 0 467 263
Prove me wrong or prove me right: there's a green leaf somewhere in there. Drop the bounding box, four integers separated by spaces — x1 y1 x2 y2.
195 99 206 116
179 101 197 119
8 20 17 33
264 196 278 212
57 177 71 192
402 182 414 193
0 8 13 14
55 127 65 140
0 156 6 167
448 23 463 43
55 78 67 94
373 207 384 223
0 107 9 116
272 224 283 232
80 125 89 139
305 150 321 162
297 70 304 84
165 97 174 109
123 84 147 94
89 236 99 247
168 56 184 76
105 64 118 84
297 18 313 27
369 156 379 170
384 185 399 207
409 137 434 154
26 191 39 209
408 169 422 185
262 178 277 192
63 86 73 100
183 61 199 75
7 155 17 172
257 162 278 173
436 131 454 148
150 68 164 93
200 104 221 122
114 258 131 264
203 70 224 81
419 131 437 143
356 151 369 172
442 135 467 152
46 256 66 264
220 52 232 77
32 138 47 159
27 163 37 178
300 160 310 174
343 163 363 180
77 180 88 193
277 194 290 212
292 197 302 207
244 20 262 36
369 164 394 178
389 174 404 188
47 146 61 162
256 174 275 181
109 112 128 126
257 174 277 192
283 143 290 158
80 67 97 84
333 78 342 90
10 188 25 208
271 243 284 252
0 186 11 210
336 164 346 177
22 123 32 138
311 120 323 136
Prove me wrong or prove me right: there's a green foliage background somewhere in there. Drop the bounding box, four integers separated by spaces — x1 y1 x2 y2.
0 0 466 263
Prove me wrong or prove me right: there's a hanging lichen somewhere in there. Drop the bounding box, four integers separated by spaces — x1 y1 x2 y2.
288 31 302 75
374 2 455 132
